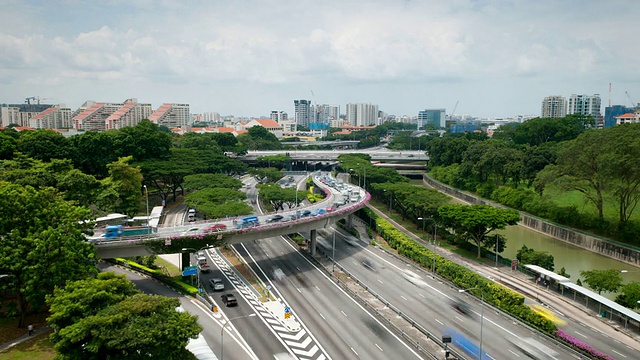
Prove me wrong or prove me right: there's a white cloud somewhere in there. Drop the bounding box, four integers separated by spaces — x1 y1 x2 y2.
0 0 638 117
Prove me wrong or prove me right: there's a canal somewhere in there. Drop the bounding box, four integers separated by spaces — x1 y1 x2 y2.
411 179 640 299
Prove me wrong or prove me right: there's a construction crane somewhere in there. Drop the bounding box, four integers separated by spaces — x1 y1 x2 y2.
25 97 36 105
625 91 638 109
310 90 321 123
450 100 459 122
37 97 55 104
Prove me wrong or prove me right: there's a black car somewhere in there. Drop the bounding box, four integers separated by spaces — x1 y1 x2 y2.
301 210 312 218
267 214 284 223
221 294 238 307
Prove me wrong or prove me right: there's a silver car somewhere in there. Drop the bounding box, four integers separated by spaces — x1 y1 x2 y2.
209 278 225 291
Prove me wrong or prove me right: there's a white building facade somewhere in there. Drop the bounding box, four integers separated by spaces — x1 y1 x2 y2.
541 96 567 118
346 103 378 126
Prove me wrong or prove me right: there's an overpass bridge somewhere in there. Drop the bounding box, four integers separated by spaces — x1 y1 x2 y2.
94 175 369 259
241 149 429 164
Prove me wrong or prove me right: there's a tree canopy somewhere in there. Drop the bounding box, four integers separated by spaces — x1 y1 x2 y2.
438 204 521 258
0 182 97 327
516 245 555 271
579 269 623 295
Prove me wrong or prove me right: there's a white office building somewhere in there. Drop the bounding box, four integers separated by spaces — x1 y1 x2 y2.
346 103 378 126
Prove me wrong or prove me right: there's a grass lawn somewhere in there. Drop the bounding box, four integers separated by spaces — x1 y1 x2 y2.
154 256 182 277
543 184 634 223
0 330 55 360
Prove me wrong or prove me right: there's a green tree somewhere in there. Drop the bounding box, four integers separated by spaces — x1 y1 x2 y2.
176 132 222 152
516 245 555 271
100 156 143 217
183 174 243 191
57 169 101 208
47 272 139 334
615 282 640 309
601 124 640 222
237 126 282 150
0 182 97 327
425 136 472 167
0 131 17 159
438 204 521 258
250 167 283 183
256 154 290 169
557 267 571 278
579 269 623 295
115 120 172 161
552 130 608 219
16 129 71 162
52 293 201 360
69 130 118 178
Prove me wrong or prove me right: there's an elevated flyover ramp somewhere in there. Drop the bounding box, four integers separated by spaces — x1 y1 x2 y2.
94 175 369 258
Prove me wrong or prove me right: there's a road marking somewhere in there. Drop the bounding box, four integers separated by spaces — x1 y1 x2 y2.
435 319 443 325
455 316 464 322
315 285 321 291
419 293 425 298
341 310 348 317
296 287 301 293
400 295 408 301
508 349 521 357
627 345 634 350
351 348 359 356
575 331 587 338
295 266 300 271
612 349 626 358
613 339 620 344
352 261 358 266
375 343 384 352
319 313 325 320
378 279 384 284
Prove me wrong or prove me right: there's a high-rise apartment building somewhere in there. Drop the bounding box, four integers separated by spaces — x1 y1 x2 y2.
417 109 446 129
30 106 73 129
567 94 601 118
541 96 567 118
1 103 53 127
270 110 288 123
294 100 311 128
346 103 378 126
202 112 221 124
148 103 190 128
72 101 123 131
105 99 153 130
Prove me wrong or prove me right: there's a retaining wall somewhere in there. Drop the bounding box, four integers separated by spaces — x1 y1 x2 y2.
422 174 640 267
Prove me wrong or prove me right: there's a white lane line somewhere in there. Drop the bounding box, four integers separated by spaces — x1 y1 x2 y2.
612 349 626 358
296 287 301 293
375 343 384 352
613 339 621 344
435 319 443 325
352 261 358 266
508 349 521 357
574 331 587 338
315 285 321 291
627 345 634 350
295 266 300 271
319 313 326 320
341 310 348 317
455 316 464 322
419 293 425 298
378 279 384 284
400 295 408 301
351 348 359 356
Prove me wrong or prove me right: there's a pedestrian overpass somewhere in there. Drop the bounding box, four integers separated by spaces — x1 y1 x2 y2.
94 178 369 259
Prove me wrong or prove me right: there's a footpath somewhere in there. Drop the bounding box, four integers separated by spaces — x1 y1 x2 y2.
365 205 640 351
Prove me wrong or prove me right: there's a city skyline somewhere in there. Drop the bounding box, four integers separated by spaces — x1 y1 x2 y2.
1 1 638 118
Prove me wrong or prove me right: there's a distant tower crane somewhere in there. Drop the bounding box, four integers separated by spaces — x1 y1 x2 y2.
450 100 459 122
626 91 638 109
25 97 36 105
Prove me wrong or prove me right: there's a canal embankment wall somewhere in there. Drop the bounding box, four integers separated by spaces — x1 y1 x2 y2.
422 174 640 267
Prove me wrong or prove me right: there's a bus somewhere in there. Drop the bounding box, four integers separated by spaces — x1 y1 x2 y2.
93 213 128 228
237 216 259 229
104 225 123 239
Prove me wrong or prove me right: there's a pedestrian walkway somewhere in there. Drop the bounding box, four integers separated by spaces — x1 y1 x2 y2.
364 205 640 348
0 325 52 352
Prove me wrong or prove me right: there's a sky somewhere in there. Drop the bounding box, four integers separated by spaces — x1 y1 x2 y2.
1 0 639 119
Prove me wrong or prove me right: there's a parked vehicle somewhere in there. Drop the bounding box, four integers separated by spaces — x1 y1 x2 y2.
221 294 238 307
209 278 225 291
301 210 312 218
267 214 284 223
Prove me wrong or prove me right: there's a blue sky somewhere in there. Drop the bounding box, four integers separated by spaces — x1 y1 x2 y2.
1 0 638 118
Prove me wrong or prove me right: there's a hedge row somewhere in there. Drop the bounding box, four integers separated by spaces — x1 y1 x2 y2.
356 208 557 334
114 258 198 296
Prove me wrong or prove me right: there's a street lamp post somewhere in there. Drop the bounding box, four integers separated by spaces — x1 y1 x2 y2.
143 185 149 238
418 217 437 273
332 231 336 272
459 287 484 360
221 313 257 360
495 234 499 267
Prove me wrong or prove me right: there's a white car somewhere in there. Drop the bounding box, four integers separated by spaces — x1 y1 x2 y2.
182 227 200 236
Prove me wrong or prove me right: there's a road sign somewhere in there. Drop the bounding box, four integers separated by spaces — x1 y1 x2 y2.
284 306 290 313
165 238 171 246
284 313 291 319
182 266 197 276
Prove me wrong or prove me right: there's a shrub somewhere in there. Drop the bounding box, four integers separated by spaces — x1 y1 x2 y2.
554 329 614 360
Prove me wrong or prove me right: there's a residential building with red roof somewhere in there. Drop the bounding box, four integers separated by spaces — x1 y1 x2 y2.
105 99 153 130
30 105 73 129
149 103 190 128
240 118 283 139
72 101 123 131
615 111 640 125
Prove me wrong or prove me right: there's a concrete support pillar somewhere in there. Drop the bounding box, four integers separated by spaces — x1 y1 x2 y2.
347 214 353 228
181 252 190 272
310 229 317 257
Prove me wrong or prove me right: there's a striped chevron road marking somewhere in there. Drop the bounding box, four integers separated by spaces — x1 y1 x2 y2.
209 250 328 360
